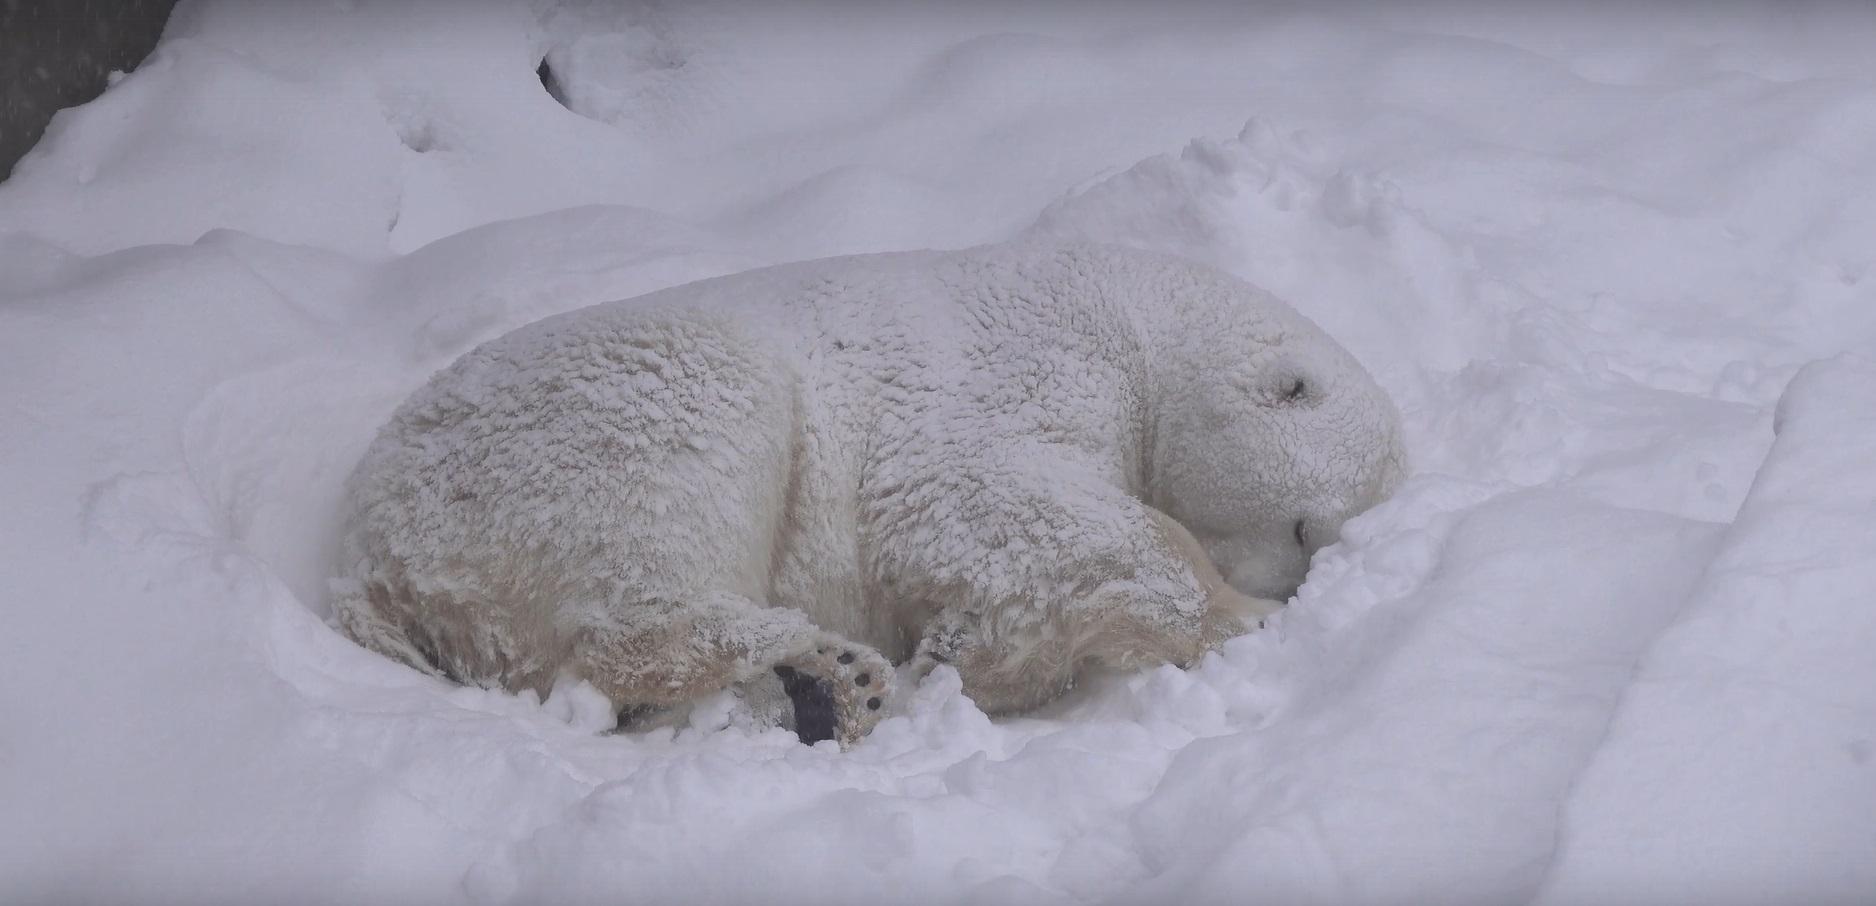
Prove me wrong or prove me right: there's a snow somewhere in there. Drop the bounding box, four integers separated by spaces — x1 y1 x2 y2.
2 1 1873 903
1532 354 1876 905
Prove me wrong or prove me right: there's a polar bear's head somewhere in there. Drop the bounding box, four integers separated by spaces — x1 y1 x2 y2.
1147 286 1405 603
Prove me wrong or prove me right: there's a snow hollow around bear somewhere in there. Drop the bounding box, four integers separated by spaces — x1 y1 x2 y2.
2 2 1875 904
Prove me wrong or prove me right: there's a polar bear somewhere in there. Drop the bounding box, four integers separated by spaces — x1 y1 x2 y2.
331 242 1404 745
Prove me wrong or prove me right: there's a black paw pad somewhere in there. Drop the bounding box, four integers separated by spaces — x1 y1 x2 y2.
616 703 658 729
866 697 882 711
855 672 871 687
837 651 855 665
774 665 838 745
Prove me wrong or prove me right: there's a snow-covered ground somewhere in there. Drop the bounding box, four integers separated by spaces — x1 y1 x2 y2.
3 2 1875 903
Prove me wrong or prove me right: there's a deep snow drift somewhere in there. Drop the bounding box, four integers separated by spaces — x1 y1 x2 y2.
2 2 1874 903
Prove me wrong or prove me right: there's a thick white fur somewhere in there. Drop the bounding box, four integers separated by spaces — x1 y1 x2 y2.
332 242 1404 741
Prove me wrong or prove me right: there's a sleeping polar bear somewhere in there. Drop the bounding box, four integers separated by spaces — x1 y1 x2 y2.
332 242 1405 745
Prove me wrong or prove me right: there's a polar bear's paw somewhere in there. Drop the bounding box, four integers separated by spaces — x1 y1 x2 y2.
773 639 893 746
905 616 972 682
1201 586 1284 650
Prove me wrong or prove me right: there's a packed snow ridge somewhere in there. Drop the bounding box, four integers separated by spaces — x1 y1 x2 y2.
1 2 1873 904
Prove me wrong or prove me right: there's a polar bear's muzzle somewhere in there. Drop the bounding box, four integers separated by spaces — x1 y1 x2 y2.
1200 527 1315 603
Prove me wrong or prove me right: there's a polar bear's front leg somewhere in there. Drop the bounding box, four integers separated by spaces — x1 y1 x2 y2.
905 605 1082 714
569 591 891 746
906 559 1272 716
884 466 1274 715
1142 507 1285 647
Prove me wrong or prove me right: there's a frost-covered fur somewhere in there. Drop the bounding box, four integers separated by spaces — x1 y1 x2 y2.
332 242 1405 743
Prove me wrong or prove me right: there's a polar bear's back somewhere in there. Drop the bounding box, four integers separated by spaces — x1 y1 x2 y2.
340 295 822 685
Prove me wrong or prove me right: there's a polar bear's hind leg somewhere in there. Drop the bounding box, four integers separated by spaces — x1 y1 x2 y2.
567 591 892 745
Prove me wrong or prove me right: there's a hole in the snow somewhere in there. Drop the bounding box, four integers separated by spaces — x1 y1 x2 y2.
538 57 569 109
397 122 436 154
